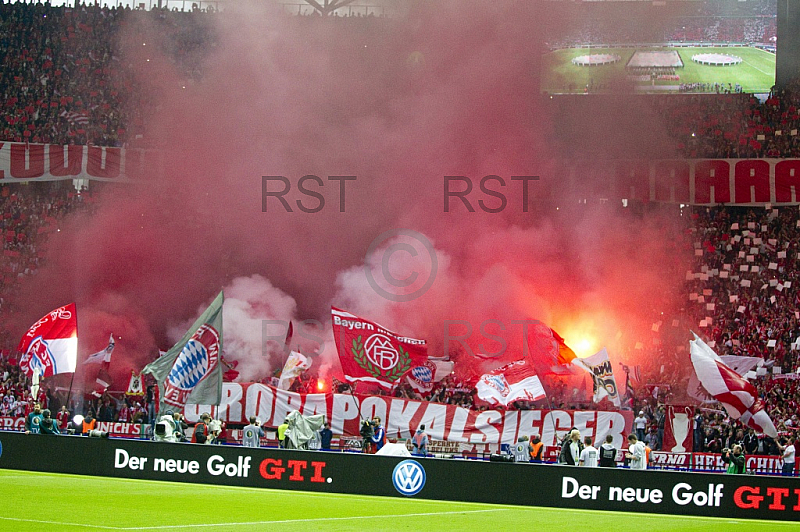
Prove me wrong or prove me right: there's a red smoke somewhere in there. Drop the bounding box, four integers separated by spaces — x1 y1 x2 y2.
13 1 691 392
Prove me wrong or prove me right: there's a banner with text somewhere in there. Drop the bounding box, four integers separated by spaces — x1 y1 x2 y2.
185 382 633 447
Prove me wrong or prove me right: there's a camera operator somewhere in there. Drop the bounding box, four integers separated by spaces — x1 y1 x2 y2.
721 444 746 474
318 421 333 451
172 411 189 442
360 418 374 453
242 416 265 448
192 413 211 444
370 417 386 453
39 409 61 435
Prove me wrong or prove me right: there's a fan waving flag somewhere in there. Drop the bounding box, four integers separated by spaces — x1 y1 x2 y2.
84 334 115 365
18 303 78 378
407 359 455 393
142 292 223 411
690 333 778 438
526 323 588 375
582 348 621 407
331 307 428 389
476 358 546 406
126 371 144 396
277 351 312 390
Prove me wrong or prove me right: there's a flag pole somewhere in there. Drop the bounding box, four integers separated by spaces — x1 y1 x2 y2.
65 371 76 411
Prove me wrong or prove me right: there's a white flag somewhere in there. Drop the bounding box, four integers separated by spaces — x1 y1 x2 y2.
83 334 115 365
581 348 621 407
278 351 312 390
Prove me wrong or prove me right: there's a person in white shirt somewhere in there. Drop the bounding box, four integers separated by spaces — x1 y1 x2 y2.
626 433 647 470
634 411 648 441
778 436 796 476
579 436 598 467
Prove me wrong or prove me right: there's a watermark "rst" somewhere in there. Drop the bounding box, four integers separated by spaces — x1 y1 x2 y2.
262 175 356 213
444 175 539 213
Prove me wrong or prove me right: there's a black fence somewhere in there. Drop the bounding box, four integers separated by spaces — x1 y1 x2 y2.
0 432 797 521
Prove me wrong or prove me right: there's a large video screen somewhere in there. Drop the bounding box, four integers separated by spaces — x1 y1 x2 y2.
540 0 776 95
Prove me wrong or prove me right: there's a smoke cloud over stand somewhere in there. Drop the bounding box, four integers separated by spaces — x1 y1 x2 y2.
14 1 691 391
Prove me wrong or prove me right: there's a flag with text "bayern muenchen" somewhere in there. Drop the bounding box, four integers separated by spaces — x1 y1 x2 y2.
331 307 428 389
18 303 78 378
690 333 778 438
143 292 223 411
475 358 546 407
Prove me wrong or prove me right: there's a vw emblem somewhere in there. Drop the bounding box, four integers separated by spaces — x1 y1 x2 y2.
392 460 426 496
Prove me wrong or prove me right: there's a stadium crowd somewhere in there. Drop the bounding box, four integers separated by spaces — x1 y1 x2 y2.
0 2 798 463
544 0 776 48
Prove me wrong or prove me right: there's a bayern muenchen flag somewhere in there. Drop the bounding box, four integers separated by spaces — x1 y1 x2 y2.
406 358 455 393
142 292 223 410
475 358 546 406
331 307 428 389
18 303 78 378
690 333 778 438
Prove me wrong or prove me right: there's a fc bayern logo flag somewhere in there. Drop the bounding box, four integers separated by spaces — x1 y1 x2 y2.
18 303 78 378
475 358 546 406
142 292 223 411
331 307 428 389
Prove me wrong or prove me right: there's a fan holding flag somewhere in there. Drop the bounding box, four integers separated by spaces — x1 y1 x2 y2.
142 292 223 415
689 332 778 439
18 303 78 379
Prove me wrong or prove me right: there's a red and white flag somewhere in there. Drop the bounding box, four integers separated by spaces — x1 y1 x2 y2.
475 358 546 406
526 323 587 375
126 371 144 396
690 333 778 438
331 307 428 389
277 351 311 390
18 303 78 378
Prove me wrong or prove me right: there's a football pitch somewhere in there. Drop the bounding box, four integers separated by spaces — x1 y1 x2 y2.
541 46 775 94
1 469 797 531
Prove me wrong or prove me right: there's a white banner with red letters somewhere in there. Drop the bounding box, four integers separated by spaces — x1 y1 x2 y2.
4 144 800 206
0 142 155 182
185 382 633 448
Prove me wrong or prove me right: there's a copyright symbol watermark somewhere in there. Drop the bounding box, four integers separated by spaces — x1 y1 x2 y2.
364 229 438 302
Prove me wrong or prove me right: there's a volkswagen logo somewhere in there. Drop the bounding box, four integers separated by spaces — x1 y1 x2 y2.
392 459 426 496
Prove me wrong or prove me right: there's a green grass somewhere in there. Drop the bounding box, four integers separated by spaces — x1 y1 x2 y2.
2 468 798 531
541 46 776 94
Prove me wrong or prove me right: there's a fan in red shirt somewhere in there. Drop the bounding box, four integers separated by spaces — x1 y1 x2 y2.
56 406 70 430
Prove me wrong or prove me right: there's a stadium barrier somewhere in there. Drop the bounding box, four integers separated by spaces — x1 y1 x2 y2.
0 432 797 521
